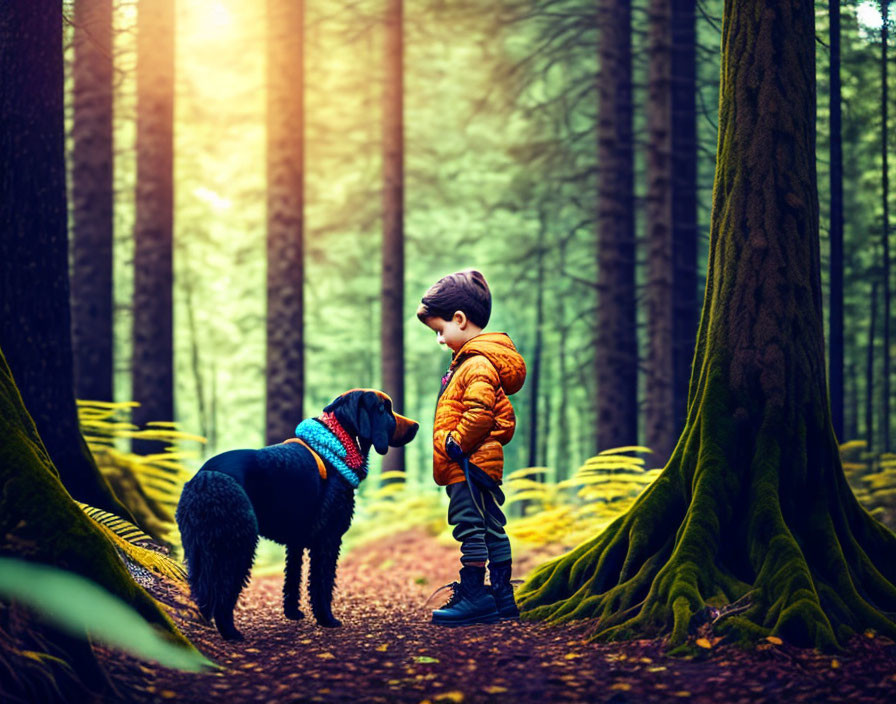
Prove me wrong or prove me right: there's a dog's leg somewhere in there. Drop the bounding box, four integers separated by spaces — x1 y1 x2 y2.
283 545 305 620
309 535 342 627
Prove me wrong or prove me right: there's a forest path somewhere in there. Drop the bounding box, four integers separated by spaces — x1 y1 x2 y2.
101 529 896 704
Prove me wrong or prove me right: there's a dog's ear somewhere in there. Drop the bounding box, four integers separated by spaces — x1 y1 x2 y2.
323 394 346 414
360 391 391 455
324 391 363 438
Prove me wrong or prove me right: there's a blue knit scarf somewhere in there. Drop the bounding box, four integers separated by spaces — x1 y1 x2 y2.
294 418 369 488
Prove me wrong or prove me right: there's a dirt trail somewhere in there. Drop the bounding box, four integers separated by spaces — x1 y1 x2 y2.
99 529 896 703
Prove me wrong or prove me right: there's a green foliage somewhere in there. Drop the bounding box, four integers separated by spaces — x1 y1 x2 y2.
78 400 204 548
343 448 661 554
503 447 661 549
841 440 896 528
0 557 213 672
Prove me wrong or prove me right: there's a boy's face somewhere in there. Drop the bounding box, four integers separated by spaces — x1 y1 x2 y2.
423 312 467 352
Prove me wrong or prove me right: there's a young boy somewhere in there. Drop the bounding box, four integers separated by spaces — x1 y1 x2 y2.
417 269 526 626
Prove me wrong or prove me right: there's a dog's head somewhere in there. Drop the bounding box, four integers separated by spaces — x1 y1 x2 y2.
323 389 419 456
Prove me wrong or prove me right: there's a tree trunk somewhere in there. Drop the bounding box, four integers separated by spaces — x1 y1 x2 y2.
866 280 877 448
0 346 191 647
71 0 114 404
0 0 130 517
555 243 571 480
518 0 896 650
381 0 406 474
265 0 305 446
132 0 175 453
596 0 638 452
528 222 546 469
848 361 859 442
879 0 890 452
645 0 676 466
670 0 698 441
828 0 844 441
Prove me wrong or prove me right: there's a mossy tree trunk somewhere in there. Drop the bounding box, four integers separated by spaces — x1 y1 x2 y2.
0 346 191 646
518 0 896 650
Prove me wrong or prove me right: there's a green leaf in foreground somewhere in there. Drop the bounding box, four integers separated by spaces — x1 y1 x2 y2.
0 557 214 672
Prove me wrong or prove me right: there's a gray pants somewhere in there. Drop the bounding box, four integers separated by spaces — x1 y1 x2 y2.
446 480 512 565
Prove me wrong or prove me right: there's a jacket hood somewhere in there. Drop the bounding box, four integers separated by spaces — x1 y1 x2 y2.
451 332 526 395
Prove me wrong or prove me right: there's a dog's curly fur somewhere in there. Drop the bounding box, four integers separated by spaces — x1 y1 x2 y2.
175 390 418 640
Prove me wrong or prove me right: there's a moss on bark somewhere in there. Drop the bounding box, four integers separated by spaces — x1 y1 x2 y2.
518 0 896 650
0 347 193 649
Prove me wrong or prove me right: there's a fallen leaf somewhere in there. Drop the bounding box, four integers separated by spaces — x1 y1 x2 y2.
766 636 783 645
831 659 840 669
434 692 465 703
610 683 631 691
673 692 692 698
563 652 582 660
648 666 667 672
317 652 336 660
696 638 712 649
484 686 507 694
415 656 439 663
376 644 389 652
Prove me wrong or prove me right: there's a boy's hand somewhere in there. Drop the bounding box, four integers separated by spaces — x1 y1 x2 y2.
445 433 465 462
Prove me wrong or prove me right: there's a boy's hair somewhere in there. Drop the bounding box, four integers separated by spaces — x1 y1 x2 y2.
416 269 491 329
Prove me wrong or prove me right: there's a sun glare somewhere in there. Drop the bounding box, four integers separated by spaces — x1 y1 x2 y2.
855 1 892 33
206 2 233 31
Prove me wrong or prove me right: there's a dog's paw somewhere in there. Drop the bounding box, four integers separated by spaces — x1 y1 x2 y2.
317 616 342 628
284 607 305 621
220 629 244 641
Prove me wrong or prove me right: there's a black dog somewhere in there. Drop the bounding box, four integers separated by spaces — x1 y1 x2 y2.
175 389 418 640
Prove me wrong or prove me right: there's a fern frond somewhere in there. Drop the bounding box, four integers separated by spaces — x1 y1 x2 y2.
76 502 187 583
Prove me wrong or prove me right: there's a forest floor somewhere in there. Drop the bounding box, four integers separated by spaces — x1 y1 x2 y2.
98 528 896 704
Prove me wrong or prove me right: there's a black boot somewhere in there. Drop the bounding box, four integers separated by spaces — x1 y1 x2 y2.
488 560 519 620
431 566 500 626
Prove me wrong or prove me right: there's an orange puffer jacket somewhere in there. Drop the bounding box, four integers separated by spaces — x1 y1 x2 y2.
432 332 526 486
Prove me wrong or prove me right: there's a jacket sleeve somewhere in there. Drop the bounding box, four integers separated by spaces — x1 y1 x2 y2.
491 394 516 445
450 359 498 455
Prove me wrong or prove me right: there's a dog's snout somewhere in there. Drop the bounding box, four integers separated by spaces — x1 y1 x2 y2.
389 412 419 447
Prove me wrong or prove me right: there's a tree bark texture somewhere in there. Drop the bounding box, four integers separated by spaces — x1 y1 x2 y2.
265 0 305 445
132 0 175 452
381 0 406 473
645 0 676 466
528 220 546 469
879 0 890 452
596 0 638 452
866 281 877 447
670 0 698 442
518 0 896 650
828 0 844 440
71 0 115 404
0 0 130 516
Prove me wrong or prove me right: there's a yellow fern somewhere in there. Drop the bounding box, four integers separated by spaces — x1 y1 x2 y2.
76 502 187 583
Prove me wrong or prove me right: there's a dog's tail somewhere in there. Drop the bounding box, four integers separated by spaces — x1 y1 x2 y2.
175 470 258 622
